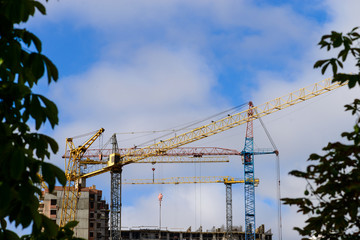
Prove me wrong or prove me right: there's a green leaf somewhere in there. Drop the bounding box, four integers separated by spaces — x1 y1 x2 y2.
25 31 42 53
64 220 79 229
331 60 338 75
41 134 59 154
313 59 328 69
41 162 56 192
0 183 12 213
43 55 59 83
348 78 356 88
38 95 59 129
29 53 45 79
332 31 343 48
309 153 320 160
41 215 58 237
33 1 46 15
4 230 20 240
338 49 349 61
42 162 66 189
10 148 25 180
321 62 330 75
31 205 42 230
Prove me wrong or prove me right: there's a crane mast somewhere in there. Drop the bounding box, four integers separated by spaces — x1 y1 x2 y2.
243 102 256 240
225 182 233 240
110 134 122 240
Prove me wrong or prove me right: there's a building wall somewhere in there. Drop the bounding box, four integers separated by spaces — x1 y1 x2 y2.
38 185 109 240
75 191 90 238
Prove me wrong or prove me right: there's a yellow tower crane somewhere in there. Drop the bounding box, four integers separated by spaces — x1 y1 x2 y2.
123 176 259 240
60 128 105 226
61 78 347 240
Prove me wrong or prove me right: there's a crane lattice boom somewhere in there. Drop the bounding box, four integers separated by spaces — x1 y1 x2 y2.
123 176 259 185
80 156 230 165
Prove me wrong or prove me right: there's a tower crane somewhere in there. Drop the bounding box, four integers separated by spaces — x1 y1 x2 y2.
60 128 105 226
122 176 260 240
61 78 347 240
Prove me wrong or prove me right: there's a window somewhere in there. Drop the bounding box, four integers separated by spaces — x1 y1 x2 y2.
97 232 102 238
50 210 56 215
89 232 93 237
90 213 94 218
97 223 101 228
90 222 94 228
90 202 94 209
51 199 57 205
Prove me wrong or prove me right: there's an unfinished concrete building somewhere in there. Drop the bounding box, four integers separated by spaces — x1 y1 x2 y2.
39 186 272 240
38 185 109 239
120 224 272 240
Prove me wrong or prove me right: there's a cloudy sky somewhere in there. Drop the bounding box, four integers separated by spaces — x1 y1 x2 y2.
17 0 360 239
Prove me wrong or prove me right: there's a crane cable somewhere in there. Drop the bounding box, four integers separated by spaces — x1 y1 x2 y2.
114 103 248 148
255 109 283 240
69 129 99 140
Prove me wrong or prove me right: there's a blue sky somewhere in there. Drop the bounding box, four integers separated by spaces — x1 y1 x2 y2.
14 0 360 239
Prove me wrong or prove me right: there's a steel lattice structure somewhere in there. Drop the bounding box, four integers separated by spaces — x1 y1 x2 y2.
60 128 105 227
225 183 233 240
110 134 122 240
60 78 347 239
243 102 256 240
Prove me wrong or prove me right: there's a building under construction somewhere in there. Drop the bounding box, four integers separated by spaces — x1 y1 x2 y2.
120 225 272 240
39 185 110 239
39 185 272 240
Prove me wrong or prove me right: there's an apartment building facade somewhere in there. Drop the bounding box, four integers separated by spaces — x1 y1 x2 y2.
39 185 109 239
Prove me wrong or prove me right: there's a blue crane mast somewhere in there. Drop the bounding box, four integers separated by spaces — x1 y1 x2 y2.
241 102 278 240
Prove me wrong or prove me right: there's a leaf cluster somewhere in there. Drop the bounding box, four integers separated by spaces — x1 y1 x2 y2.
282 119 360 239
314 27 360 88
0 0 79 239
282 27 360 240
20 221 83 240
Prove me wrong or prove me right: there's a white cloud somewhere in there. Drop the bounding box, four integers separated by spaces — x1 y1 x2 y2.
50 45 225 143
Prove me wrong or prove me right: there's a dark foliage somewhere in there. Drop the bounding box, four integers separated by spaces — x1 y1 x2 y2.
282 27 360 239
0 0 79 239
